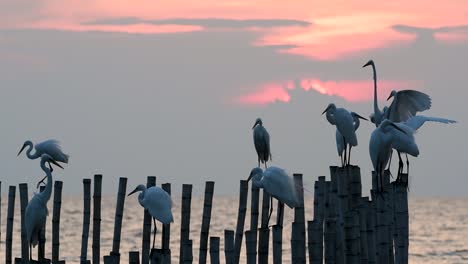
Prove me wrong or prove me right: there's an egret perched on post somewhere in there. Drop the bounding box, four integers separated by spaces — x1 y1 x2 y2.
252 118 272 169
18 139 69 187
128 185 174 250
390 115 456 177
336 112 368 166
322 103 359 166
369 120 409 190
25 154 63 261
247 166 299 227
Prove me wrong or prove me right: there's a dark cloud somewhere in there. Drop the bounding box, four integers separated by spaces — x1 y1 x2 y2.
83 17 312 28
392 24 468 41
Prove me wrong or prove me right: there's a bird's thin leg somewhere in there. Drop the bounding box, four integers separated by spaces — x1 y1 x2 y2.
152 218 157 250
37 175 47 189
267 196 273 227
265 161 268 170
348 146 352 166
406 154 410 175
387 150 393 171
340 154 344 167
258 158 260 168
343 136 347 167
397 151 403 179
30 244 32 261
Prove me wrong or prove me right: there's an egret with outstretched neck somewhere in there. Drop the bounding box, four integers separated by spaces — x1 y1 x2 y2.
25 154 63 261
252 118 272 169
128 184 173 250
247 166 299 227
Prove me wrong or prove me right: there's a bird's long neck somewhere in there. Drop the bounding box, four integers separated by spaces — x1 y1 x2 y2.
252 175 263 189
26 142 40 160
326 110 336 125
354 117 361 130
371 63 381 126
39 160 53 203
138 189 146 207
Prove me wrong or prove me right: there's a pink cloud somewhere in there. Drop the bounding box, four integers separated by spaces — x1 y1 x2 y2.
235 78 420 105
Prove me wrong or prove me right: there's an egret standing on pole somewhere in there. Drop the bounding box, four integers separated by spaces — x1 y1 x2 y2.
252 118 272 169
336 112 368 166
25 154 64 261
128 185 174 251
18 139 69 187
247 166 299 227
322 103 360 166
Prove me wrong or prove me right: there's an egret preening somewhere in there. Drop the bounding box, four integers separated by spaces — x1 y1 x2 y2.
25 154 63 261
336 112 368 166
391 115 456 177
252 118 272 169
18 139 69 187
128 185 174 250
369 120 409 190
247 166 299 227
322 104 359 166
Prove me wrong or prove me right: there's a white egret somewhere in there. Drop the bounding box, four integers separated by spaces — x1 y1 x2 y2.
336 112 368 166
391 115 456 177
252 118 272 169
25 154 63 261
247 166 299 227
18 139 69 187
322 103 358 166
128 185 174 250
369 120 409 190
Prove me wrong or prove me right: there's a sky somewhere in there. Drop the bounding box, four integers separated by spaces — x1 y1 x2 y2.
0 0 466 197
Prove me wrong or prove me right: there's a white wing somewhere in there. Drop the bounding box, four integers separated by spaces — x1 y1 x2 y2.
262 167 299 208
335 108 357 146
35 139 69 163
404 115 457 131
388 90 431 122
143 186 174 224
335 129 345 156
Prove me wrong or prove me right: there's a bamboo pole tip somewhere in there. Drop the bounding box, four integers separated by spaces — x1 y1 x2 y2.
83 179 91 184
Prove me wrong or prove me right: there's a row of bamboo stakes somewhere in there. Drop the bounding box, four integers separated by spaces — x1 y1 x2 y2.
0 165 409 263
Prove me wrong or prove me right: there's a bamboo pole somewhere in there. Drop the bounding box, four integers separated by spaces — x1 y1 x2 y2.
324 218 337 264
393 173 409 264
38 185 46 261
257 189 270 264
109 177 127 263
250 183 260 230
142 176 156 264
272 225 282 264
19 183 29 263
344 210 361 264
308 220 322 264
199 181 215 264
233 180 248 264
366 199 377 264
81 179 92 264
224 230 234 264
291 222 306 263
372 170 392 264
92 174 103 264
5 186 16 264
180 184 193 264
358 197 369 264
244 231 256 264
182 240 193 264
161 183 172 263
52 181 64 262
292 173 306 264
129 252 139 264
330 167 345 264
209 237 220 264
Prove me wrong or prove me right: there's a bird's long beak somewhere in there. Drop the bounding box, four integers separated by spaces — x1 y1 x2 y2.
387 94 393 101
48 159 64 169
362 60 372 68
321 106 330 115
390 123 407 135
128 188 138 196
252 121 259 129
17 144 27 156
355 114 368 121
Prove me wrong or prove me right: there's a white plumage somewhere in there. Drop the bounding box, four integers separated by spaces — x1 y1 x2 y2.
252 118 272 169
336 112 367 166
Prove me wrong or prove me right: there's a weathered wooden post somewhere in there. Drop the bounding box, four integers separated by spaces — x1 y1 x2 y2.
182 240 193 264
244 230 256 264
93 174 102 264
142 176 156 264
257 190 270 264
161 183 172 263
344 210 361 264
272 225 283 264
372 171 391 264
308 220 322 264
358 197 369 264
324 218 337 264
38 185 46 261
106 177 128 264
248 181 260 264
6 186 16 264
129 252 140 264
52 181 65 263
199 181 215 264
81 179 92 264
330 167 345 264
291 173 306 264
224 230 234 264
233 180 248 264
393 173 409 264
366 199 377 264
180 184 193 264
209 237 220 264
19 183 29 263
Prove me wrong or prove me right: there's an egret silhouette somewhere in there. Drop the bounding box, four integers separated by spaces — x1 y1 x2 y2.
252 118 272 169
336 112 368 166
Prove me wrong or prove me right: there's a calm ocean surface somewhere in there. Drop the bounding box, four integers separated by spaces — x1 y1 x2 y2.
0 196 467 263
